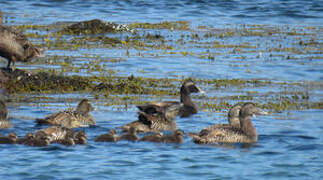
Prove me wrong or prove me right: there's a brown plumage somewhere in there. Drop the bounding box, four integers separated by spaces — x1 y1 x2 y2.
35 126 86 145
0 17 42 70
95 129 118 142
0 100 12 128
35 99 95 128
118 127 138 142
161 130 184 144
121 102 181 133
139 132 163 143
192 102 268 144
18 133 51 147
137 80 204 118
0 132 17 144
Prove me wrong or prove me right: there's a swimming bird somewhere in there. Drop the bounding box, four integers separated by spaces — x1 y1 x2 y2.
17 132 51 147
95 129 118 142
118 127 138 142
0 12 42 70
121 102 182 133
0 100 12 128
139 132 163 143
35 99 95 128
161 129 184 144
0 132 17 144
192 102 268 144
137 80 204 118
197 103 242 135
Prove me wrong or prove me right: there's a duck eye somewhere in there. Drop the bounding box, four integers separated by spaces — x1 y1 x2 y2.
23 44 29 49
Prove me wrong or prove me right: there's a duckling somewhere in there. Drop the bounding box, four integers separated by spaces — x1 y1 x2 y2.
161 130 184 144
0 100 12 128
56 137 75 146
35 126 75 143
139 132 163 143
137 80 204 118
118 127 138 142
95 129 118 142
121 103 182 133
19 133 51 147
74 131 87 145
0 132 17 144
16 133 34 145
0 13 42 70
36 99 96 128
193 102 268 144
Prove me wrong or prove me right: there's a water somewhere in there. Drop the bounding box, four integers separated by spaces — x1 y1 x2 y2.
1 0 323 179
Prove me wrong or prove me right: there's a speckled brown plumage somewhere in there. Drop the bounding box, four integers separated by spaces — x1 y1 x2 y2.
36 99 95 128
95 129 118 142
193 102 267 144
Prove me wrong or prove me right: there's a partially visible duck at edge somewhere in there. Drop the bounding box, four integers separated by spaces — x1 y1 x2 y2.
121 102 182 133
0 132 17 144
118 127 139 142
95 129 118 142
0 11 43 70
161 129 184 144
193 102 268 144
35 99 96 128
0 100 12 129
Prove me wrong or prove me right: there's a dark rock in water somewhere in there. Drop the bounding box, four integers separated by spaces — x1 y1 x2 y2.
0 68 92 94
61 19 134 35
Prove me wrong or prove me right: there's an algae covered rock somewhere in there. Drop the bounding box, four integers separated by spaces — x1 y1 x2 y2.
61 19 134 35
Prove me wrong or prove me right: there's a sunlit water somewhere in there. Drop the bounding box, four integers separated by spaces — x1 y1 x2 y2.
1 0 323 179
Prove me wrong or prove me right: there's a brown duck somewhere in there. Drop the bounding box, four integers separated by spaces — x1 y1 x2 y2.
36 126 86 145
193 103 242 137
95 129 118 142
139 132 163 143
121 102 182 133
118 127 138 142
192 102 268 144
161 129 184 144
137 80 204 118
0 132 17 144
36 99 95 128
0 11 42 70
0 100 12 128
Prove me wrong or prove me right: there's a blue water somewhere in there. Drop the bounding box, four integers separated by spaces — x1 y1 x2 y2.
1 0 323 179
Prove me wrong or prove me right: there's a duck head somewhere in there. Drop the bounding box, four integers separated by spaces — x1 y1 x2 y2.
76 99 94 115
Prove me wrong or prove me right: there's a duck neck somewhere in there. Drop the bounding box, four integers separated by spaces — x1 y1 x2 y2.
240 116 257 138
180 86 194 107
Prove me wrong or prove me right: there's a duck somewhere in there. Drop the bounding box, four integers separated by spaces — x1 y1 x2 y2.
121 103 182 133
192 102 268 144
137 80 204 118
95 129 118 142
0 12 42 70
18 132 51 147
35 99 95 128
139 132 163 143
35 126 86 145
74 131 87 145
194 103 242 136
0 100 12 128
56 137 75 146
0 132 17 144
118 127 138 142
161 129 184 144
